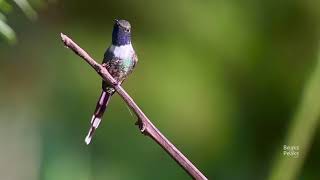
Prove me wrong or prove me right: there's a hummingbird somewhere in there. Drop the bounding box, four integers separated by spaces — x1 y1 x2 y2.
85 19 138 144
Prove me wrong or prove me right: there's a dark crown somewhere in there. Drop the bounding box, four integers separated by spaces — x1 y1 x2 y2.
116 19 131 30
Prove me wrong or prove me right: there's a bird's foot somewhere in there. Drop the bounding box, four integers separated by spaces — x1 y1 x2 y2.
102 63 107 68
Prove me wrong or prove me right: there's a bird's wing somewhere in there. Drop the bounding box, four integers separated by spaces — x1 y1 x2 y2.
132 51 138 69
103 47 114 64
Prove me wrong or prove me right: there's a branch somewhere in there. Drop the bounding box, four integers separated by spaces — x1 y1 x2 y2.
60 33 208 180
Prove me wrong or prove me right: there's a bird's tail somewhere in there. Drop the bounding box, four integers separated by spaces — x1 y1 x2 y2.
85 90 113 144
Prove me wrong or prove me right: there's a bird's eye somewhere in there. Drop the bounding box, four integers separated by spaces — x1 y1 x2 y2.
125 28 130 33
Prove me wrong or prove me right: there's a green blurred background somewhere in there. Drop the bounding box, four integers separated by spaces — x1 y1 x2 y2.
0 0 320 179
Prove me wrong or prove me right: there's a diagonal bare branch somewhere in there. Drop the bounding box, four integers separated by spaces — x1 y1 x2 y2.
60 33 207 180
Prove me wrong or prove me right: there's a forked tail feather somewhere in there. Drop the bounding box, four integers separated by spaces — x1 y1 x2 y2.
85 90 112 144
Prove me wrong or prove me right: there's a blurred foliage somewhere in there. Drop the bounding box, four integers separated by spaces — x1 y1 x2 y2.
0 14 16 43
0 0 39 43
0 0 320 180
269 44 320 180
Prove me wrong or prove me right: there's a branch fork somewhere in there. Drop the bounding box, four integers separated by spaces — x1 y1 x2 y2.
60 33 207 180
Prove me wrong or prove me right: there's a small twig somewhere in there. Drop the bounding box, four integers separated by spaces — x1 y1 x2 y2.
60 33 208 180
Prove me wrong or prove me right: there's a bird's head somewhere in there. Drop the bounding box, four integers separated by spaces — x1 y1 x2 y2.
112 19 131 46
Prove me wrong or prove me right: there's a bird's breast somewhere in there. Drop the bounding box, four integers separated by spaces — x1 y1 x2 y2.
110 44 134 60
106 44 135 82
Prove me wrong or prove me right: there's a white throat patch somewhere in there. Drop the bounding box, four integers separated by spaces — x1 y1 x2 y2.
110 44 134 59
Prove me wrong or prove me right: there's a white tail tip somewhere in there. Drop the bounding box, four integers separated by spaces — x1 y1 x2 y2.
85 133 92 145
85 117 101 145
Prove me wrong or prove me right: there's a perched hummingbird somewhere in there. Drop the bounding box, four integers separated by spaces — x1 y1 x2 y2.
85 19 138 144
